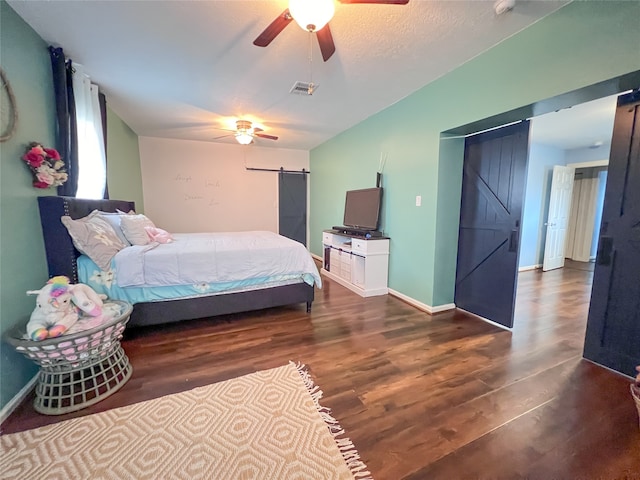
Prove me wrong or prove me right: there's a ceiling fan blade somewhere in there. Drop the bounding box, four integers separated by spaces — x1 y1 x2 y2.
212 133 234 140
255 133 278 141
316 24 336 62
339 0 409 4
253 9 293 47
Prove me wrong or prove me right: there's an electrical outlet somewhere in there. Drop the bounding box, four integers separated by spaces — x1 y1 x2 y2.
416 195 422 207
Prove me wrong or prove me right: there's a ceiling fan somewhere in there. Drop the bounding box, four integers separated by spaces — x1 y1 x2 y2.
213 120 279 145
253 0 410 62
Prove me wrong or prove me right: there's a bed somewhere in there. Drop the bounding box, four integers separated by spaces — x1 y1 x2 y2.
37 196 318 327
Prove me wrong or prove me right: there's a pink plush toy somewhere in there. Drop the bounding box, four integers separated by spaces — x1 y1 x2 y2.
145 226 174 244
26 276 107 341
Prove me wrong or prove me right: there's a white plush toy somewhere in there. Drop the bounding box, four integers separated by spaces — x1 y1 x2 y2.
70 283 107 317
26 276 107 341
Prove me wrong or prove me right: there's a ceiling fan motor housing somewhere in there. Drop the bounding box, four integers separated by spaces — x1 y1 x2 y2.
236 120 252 132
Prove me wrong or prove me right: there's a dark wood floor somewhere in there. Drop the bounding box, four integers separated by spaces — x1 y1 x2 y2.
3 260 640 479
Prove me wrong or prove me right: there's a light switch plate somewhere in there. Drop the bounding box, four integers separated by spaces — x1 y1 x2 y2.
416 195 422 207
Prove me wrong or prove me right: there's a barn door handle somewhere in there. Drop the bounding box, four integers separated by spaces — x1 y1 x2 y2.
508 229 519 252
597 236 613 265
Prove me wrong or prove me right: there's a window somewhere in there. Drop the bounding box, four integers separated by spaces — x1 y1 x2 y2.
72 63 106 199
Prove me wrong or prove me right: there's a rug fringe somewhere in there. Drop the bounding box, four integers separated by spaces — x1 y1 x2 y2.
291 361 374 480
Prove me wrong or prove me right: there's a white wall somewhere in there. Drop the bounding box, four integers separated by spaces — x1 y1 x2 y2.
139 137 309 234
519 143 566 269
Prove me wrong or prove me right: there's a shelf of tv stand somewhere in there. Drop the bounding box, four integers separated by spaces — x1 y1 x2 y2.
321 230 389 297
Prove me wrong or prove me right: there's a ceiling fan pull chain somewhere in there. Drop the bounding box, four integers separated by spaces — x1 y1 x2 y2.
308 32 314 94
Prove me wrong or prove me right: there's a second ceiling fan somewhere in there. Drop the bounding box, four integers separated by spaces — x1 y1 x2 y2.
253 0 410 62
214 120 278 145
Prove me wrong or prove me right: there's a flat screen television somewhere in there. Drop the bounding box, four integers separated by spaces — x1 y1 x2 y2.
343 187 383 231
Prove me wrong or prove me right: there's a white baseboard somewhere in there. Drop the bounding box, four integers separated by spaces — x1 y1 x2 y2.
315 253 460 315
319 261 455 311
518 264 542 272
388 288 455 314
0 374 38 426
582 358 635 381
457 307 513 331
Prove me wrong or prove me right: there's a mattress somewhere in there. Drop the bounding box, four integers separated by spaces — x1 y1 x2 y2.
77 254 310 305
114 231 321 287
76 231 321 305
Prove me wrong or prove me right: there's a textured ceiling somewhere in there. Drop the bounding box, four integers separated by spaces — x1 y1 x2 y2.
9 0 588 151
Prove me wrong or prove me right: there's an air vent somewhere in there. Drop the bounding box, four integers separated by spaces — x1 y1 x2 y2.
290 81 318 96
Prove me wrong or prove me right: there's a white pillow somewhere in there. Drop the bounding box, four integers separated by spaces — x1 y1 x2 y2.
61 212 127 270
120 214 156 246
96 211 131 246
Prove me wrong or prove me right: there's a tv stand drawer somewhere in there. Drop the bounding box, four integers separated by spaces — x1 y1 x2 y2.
352 237 389 255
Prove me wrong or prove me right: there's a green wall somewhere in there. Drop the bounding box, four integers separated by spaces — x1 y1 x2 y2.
0 0 57 413
310 1 640 308
107 106 144 212
0 1 143 413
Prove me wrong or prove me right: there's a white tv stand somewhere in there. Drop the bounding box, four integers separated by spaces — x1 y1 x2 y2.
321 230 389 297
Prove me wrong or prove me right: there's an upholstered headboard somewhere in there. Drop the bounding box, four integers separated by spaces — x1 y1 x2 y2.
38 196 136 283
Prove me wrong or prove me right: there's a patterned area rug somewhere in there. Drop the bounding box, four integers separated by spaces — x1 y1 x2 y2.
1 363 371 480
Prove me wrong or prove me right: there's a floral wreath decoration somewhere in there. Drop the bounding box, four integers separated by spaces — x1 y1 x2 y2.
21 142 68 189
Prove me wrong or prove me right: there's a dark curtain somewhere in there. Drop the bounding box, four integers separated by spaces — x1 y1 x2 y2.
99 92 109 199
49 47 78 196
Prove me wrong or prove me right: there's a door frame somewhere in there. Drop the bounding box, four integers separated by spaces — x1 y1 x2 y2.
440 70 640 344
565 160 609 263
564 166 607 262
535 159 609 266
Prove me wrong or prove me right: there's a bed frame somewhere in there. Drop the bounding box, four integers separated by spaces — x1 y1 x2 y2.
37 196 314 327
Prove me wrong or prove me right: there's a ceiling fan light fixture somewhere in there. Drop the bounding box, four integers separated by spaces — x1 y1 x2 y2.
235 132 253 145
235 119 254 144
289 0 335 32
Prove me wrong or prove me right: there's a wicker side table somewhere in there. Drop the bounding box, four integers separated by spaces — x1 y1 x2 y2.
5 300 133 415
632 383 640 429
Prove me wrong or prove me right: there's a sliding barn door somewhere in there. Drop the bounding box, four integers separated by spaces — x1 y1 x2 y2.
279 172 307 246
455 121 530 329
584 90 640 377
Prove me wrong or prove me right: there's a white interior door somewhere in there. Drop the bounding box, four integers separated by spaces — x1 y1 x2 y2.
543 165 575 271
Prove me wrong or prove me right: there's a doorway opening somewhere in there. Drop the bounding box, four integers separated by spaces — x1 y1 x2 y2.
449 75 640 377
521 94 617 275
511 94 616 348
451 94 617 331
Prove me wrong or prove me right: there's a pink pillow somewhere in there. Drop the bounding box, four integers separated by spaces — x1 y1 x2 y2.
144 226 174 244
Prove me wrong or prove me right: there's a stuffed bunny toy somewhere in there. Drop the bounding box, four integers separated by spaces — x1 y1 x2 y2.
70 283 107 317
26 276 107 341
